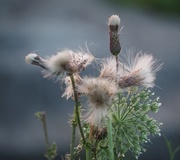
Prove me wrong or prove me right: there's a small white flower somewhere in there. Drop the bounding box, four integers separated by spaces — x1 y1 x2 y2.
78 77 117 127
158 103 162 107
119 50 162 88
108 15 121 26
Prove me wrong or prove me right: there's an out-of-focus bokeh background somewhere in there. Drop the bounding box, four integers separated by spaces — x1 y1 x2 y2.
0 0 180 159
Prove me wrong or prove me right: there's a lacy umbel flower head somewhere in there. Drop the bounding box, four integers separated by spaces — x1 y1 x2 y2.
26 49 94 79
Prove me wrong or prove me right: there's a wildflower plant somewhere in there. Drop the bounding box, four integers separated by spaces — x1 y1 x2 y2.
25 15 162 160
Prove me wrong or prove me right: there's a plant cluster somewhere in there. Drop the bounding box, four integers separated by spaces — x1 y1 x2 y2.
26 15 162 160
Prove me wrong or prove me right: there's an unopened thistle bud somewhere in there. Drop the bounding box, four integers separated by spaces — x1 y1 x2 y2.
108 15 121 55
25 53 47 69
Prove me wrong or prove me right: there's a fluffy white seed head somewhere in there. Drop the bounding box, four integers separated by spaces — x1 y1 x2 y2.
78 77 117 126
133 54 156 87
44 49 94 79
47 50 71 76
119 50 162 88
99 57 118 82
108 15 121 26
68 50 94 73
26 49 94 80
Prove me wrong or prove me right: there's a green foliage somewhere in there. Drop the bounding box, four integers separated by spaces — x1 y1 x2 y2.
110 88 162 159
164 136 180 160
45 143 58 160
35 112 58 160
107 117 114 160
80 88 162 159
30 13 164 160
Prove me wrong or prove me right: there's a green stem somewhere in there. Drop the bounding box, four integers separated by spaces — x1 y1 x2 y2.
108 117 114 160
41 112 50 149
70 74 86 145
121 92 133 121
115 55 119 85
40 112 53 160
86 147 91 160
70 109 77 160
116 55 119 73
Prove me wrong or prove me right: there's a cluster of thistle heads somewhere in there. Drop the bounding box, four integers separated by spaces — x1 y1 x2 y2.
26 15 161 129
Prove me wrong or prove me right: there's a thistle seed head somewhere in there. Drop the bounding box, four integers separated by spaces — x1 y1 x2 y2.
27 49 95 80
118 50 162 88
99 57 118 82
78 77 117 126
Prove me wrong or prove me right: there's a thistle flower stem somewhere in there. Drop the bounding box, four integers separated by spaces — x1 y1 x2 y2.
115 55 119 84
108 117 114 160
116 55 118 73
70 109 77 160
69 74 86 145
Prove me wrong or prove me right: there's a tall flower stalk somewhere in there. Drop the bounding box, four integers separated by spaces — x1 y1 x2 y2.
69 74 86 145
25 14 163 160
108 15 121 83
70 108 76 160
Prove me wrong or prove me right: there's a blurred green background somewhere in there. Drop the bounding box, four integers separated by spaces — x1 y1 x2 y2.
108 0 180 15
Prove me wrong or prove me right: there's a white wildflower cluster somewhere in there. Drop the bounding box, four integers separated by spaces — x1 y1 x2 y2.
25 16 161 127
26 50 161 127
26 15 162 159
